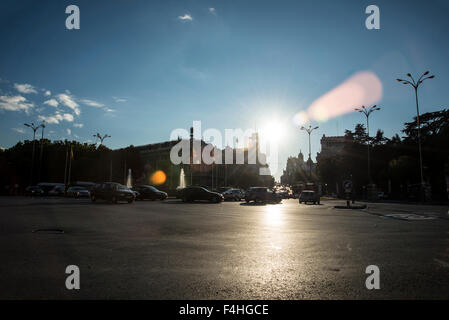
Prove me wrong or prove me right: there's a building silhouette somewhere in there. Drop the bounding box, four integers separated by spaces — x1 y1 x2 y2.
133 128 272 190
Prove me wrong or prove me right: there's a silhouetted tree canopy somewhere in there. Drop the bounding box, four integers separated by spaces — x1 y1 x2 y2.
317 109 449 200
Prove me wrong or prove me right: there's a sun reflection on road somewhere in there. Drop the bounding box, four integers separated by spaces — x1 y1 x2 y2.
264 205 283 227
225 202 308 298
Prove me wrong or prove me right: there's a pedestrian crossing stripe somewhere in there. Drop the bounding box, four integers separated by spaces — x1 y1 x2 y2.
384 213 436 220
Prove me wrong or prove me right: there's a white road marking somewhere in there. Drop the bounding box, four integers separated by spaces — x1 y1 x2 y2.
384 213 436 220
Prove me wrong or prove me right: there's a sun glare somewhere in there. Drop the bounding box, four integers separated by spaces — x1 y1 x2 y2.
264 205 283 227
260 120 286 144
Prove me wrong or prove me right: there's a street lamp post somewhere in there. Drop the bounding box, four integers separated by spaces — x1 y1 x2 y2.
24 122 45 185
93 133 111 147
354 105 380 183
38 121 46 182
300 125 319 180
93 133 112 181
396 71 435 200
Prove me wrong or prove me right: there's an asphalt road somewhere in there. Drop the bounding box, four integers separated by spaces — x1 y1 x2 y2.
1 196 449 299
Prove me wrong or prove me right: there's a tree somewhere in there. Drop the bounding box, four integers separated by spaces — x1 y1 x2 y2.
353 123 367 144
315 111 449 200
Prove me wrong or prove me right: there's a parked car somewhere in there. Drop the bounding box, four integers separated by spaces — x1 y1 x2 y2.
90 182 135 203
179 186 223 203
37 182 65 195
25 186 44 196
48 185 65 196
222 188 244 201
377 192 388 200
298 190 320 204
175 186 185 199
66 186 90 198
244 187 282 204
131 189 140 199
217 187 231 194
132 185 167 201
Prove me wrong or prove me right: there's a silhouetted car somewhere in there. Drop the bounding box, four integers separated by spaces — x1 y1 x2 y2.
175 187 185 199
180 186 223 203
48 185 65 196
37 182 66 195
277 188 293 199
377 192 388 200
90 182 135 203
132 185 167 201
245 187 282 204
25 186 44 196
298 190 320 204
217 187 231 194
66 186 90 198
131 190 140 198
222 188 244 201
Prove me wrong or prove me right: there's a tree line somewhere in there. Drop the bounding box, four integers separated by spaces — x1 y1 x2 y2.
0 139 275 194
0 140 143 194
317 109 449 200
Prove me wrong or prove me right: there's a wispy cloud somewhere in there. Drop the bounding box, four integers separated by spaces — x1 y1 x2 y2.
12 127 26 134
0 95 34 113
67 128 71 136
178 14 193 21
209 8 216 15
80 99 104 108
57 93 80 116
38 112 74 124
80 98 115 115
44 90 51 96
113 97 127 103
44 99 59 108
73 123 84 128
14 83 37 94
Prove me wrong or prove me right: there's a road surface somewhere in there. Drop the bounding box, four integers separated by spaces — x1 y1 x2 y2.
1 196 448 299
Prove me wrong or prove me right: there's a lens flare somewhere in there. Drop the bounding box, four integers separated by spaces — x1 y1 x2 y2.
150 170 166 185
292 110 309 126
294 71 382 123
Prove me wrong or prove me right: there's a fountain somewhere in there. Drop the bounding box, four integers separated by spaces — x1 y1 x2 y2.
126 168 132 187
179 167 186 188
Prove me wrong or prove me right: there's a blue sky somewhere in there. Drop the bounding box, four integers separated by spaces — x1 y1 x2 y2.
1 0 449 180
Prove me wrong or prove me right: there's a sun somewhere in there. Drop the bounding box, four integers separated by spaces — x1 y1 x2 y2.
260 120 286 144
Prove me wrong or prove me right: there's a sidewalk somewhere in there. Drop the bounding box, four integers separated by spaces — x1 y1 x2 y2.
357 200 449 220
